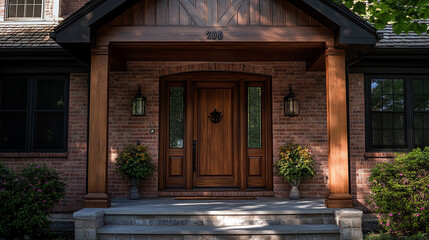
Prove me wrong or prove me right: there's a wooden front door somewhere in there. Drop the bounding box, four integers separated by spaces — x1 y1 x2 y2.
160 72 273 191
193 82 240 188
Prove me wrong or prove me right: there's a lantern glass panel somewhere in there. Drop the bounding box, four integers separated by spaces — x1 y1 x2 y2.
132 97 145 116
284 96 299 116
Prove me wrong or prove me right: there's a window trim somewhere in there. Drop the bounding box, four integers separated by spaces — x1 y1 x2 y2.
365 74 428 152
0 74 69 153
5 0 45 20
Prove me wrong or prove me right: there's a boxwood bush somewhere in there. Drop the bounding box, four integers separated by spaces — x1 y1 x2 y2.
0 163 66 239
368 147 429 236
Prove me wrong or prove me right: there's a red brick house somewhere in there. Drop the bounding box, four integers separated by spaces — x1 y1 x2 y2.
1 0 428 223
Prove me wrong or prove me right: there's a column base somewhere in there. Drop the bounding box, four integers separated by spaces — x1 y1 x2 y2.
84 193 111 208
325 194 353 208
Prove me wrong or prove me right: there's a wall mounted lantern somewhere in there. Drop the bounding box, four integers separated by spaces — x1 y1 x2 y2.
132 84 146 116
284 85 300 117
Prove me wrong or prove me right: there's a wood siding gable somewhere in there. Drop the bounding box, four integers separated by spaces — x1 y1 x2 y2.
107 0 322 27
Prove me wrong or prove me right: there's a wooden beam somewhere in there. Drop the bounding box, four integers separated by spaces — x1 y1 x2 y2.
324 46 353 208
84 47 111 208
97 26 334 45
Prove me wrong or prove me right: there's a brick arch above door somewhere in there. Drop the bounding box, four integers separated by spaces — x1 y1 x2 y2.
158 63 274 77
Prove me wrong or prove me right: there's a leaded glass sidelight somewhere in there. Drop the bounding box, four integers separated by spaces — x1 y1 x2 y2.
169 87 184 148
248 87 262 148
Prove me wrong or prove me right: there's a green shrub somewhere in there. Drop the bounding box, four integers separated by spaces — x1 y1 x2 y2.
0 163 67 239
274 141 315 182
115 144 156 180
367 147 429 236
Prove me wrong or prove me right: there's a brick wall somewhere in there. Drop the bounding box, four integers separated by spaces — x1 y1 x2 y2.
0 0 4 21
0 64 385 213
0 73 88 213
348 73 396 212
108 61 330 199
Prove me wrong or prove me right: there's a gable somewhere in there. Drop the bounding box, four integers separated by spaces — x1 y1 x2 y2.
107 0 322 27
52 0 376 47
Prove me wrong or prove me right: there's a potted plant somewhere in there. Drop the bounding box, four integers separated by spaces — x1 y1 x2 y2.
274 141 315 199
114 144 156 200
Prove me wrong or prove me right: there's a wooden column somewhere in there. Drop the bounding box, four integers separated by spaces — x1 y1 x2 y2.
84 47 111 208
325 46 353 208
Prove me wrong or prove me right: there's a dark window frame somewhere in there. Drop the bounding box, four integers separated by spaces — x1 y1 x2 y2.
365 74 428 152
0 74 69 153
5 0 45 20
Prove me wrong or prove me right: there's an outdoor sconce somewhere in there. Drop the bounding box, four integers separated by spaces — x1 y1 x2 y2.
284 85 300 117
132 84 146 116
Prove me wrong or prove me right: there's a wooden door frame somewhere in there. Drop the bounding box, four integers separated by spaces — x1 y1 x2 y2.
159 71 273 192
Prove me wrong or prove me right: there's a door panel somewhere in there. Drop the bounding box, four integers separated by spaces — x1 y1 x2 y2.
193 82 240 187
198 88 233 176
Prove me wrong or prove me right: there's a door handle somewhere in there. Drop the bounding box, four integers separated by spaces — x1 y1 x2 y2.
193 140 197 172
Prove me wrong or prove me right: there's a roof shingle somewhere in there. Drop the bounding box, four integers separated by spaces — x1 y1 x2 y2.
0 23 59 48
376 21 429 48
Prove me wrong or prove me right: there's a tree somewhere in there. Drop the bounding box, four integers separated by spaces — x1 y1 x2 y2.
335 0 429 34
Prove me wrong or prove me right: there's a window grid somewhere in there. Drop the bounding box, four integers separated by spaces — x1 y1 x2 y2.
413 79 429 148
366 76 429 151
0 75 68 153
370 79 406 148
7 0 44 19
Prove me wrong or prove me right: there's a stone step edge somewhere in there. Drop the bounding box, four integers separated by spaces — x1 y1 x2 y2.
98 224 340 235
103 209 335 216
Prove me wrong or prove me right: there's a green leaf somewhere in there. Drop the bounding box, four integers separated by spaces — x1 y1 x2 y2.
353 2 367 15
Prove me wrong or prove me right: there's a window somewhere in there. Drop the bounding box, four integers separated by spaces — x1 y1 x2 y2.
248 87 262 148
366 76 429 151
169 86 184 149
7 0 44 19
0 75 68 152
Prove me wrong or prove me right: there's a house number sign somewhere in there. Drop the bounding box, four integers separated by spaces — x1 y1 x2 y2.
206 31 223 40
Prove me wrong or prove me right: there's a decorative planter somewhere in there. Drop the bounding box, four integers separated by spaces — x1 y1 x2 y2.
129 177 140 200
289 178 302 199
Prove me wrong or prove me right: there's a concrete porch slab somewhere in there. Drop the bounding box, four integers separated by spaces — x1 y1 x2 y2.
104 198 335 215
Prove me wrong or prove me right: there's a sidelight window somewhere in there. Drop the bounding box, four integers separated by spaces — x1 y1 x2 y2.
248 87 262 148
169 86 184 148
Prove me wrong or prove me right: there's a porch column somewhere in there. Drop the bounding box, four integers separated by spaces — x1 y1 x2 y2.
325 46 353 208
84 47 111 208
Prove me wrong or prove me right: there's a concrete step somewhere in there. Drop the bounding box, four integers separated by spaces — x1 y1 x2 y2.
98 224 341 240
104 212 336 226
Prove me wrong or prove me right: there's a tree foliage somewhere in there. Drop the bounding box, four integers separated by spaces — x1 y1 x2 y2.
336 0 429 34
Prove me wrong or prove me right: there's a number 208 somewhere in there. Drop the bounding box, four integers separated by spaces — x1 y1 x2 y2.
206 31 223 40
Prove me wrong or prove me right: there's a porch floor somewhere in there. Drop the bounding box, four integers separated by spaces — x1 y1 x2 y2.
106 198 333 215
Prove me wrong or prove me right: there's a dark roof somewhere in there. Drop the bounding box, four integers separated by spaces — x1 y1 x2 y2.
376 23 429 48
0 23 59 48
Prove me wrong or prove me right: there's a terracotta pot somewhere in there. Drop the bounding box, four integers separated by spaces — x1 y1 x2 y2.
289 178 302 199
129 176 140 200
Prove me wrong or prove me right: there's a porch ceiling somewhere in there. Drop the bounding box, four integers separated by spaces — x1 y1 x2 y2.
109 42 326 71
